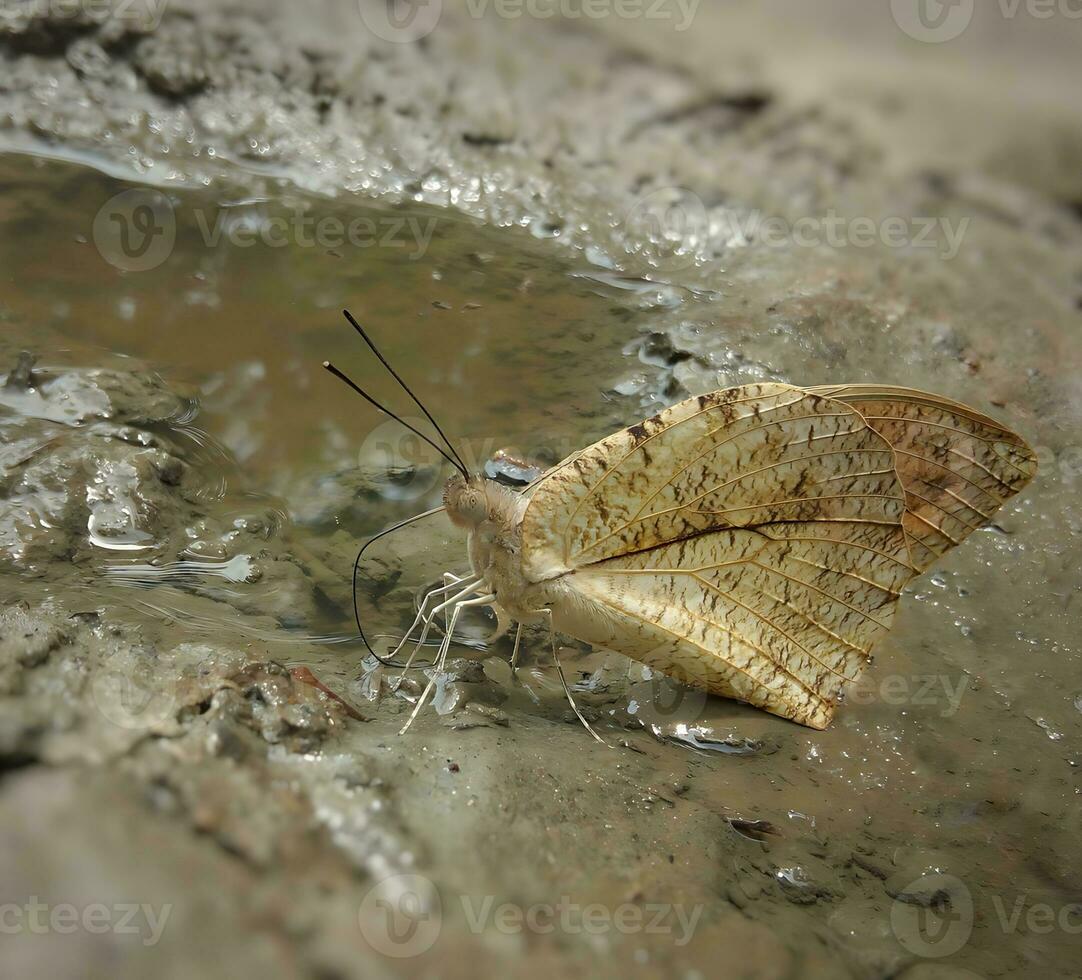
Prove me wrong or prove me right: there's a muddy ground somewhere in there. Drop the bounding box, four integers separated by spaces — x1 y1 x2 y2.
0 1 1080 978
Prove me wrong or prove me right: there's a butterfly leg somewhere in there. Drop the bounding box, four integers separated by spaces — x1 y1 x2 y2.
386 576 481 663
510 622 524 670
538 609 608 746
395 578 485 679
399 592 497 735
440 572 465 633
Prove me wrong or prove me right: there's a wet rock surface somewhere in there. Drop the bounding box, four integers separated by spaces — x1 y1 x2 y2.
0 2 1081 979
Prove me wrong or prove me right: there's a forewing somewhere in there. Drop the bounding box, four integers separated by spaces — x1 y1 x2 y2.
521 383 908 577
807 384 1038 570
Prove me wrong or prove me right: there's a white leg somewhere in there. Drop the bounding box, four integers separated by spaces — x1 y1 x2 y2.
396 578 484 678
510 622 524 670
387 576 480 662
399 592 497 735
441 572 462 633
539 609 608 746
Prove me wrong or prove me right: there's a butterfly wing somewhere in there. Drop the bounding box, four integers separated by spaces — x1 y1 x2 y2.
521 383 1035 728
805 384 1038 570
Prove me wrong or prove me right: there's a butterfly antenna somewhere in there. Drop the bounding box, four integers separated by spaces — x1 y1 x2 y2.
351 506 447 666
341 310 470 476
323 361 468 478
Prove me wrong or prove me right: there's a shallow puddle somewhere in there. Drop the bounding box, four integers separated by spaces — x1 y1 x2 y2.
0 153 655 489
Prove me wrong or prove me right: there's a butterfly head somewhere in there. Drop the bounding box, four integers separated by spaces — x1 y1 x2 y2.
443 473 490 528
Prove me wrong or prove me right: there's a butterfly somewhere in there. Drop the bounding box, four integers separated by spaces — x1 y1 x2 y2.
326 313 1037 738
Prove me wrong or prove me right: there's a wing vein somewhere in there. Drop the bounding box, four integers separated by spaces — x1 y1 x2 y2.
906 509 961 545
753 584 872 660
691 573 854 681
787 555 902 596
895 446 1015 492
751 560 892 630
909 476 994 522
694 492 904 517
570 407 860 560
893 449 1007 505
773 535 917 571
904 488 982 533
583 587 828 704
862 415 1032 477
560 389 806 557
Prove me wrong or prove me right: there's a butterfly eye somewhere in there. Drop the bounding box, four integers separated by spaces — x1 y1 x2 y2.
461 489 488 525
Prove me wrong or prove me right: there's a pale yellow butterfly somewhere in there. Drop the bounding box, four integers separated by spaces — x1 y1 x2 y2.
327 315 1037 737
